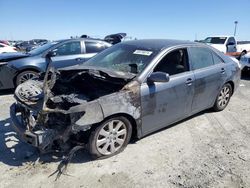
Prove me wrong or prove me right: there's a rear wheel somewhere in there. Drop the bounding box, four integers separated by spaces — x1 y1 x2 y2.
213 83 232 111
88 116 132 159
16 70 39 86
241 50 247 57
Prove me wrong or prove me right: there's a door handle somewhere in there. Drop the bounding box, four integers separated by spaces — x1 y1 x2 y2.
220 68 225 74
185 78 193 86
75 58 83 61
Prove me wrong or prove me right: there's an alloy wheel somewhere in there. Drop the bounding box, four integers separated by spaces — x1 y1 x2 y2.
19 72 38 84
217 86 230 108
96 120 127 155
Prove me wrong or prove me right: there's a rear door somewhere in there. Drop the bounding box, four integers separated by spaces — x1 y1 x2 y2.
51 41 84 68
188 47 227 113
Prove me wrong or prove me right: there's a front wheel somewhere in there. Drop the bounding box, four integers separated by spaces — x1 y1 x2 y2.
213 83 232 111
88 116 132 159
16 70 39 86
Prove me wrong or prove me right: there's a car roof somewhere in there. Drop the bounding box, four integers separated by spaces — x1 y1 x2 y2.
122 39 196 51
206 35 233 38
55 38 107 43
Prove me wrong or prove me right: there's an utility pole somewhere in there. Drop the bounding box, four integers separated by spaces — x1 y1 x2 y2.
234 21 238 36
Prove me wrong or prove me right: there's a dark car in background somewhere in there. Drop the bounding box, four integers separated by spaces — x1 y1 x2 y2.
0 38 111 90
15 40 37 51
26 39 49 52
104 33 127 44
10 39 240 158
14 39 49 52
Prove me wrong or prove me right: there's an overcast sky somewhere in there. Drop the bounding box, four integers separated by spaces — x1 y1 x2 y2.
1 0 250 41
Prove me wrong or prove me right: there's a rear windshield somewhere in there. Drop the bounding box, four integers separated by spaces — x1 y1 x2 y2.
204 37 227 44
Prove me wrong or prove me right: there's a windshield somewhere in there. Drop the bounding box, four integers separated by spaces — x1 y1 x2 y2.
28 41 58 55
84 43 159 74
204 37 227 44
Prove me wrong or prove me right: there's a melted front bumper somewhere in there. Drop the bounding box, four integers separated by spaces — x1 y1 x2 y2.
10 103 56 151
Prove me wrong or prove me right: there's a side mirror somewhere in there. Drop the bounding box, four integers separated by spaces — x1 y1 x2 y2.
147 72 170 83
46 50 57 58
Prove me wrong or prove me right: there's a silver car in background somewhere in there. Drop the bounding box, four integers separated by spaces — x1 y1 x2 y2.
11 39 241 159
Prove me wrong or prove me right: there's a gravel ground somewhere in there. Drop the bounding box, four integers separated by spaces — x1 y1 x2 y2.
0 76 249 188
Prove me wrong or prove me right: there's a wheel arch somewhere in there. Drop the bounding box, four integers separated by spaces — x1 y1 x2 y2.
14 67 41 87
242 50 247 54
100 113 139 140
225 80 234 94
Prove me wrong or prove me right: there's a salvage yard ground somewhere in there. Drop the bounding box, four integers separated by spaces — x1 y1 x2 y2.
0 75 250 188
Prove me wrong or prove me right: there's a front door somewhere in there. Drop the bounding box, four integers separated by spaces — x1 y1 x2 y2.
140 48 195 136
51 41 85 69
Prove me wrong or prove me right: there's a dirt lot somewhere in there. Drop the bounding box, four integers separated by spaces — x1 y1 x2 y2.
0 76 250 188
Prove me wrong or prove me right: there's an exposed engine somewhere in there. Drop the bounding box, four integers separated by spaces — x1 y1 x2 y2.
46 69 128 110
13 68 130 152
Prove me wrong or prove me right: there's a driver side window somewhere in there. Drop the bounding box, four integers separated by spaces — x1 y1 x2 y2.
154 49 189 76
54 41 81 56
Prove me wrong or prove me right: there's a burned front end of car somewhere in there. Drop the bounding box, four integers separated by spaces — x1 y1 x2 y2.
10 66 140 153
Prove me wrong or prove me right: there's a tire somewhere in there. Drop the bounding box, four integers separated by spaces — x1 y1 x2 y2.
16 70 39 86
241 51 247 57
88 116 132 159
213 83 232 112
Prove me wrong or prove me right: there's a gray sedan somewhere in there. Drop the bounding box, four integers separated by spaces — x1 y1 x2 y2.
10 39 241 159
0 38 111 90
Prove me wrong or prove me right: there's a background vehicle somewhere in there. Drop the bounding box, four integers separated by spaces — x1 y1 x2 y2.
15 40 37 52
0 40 11 46
11 39 241 159
237 41 250 56
0 43 17 53
25 39 49 52
104 33 127 44
204 36 250 57
240 52 250 73
0 38 111 90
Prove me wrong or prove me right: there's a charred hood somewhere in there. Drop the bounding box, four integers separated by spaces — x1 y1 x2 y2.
46 66 133 110
14 66 135 111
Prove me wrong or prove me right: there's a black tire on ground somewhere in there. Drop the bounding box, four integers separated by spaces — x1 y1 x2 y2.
16 70 39 86
88 116 132 159
213 83 233 112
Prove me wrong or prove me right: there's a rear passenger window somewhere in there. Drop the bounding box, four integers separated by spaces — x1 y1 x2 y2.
85 41 106 53
212 53 223 64
189 47 214 70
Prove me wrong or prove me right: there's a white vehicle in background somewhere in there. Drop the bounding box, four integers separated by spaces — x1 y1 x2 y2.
237 41 250 56
203 36 250 57
0 43 17 53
